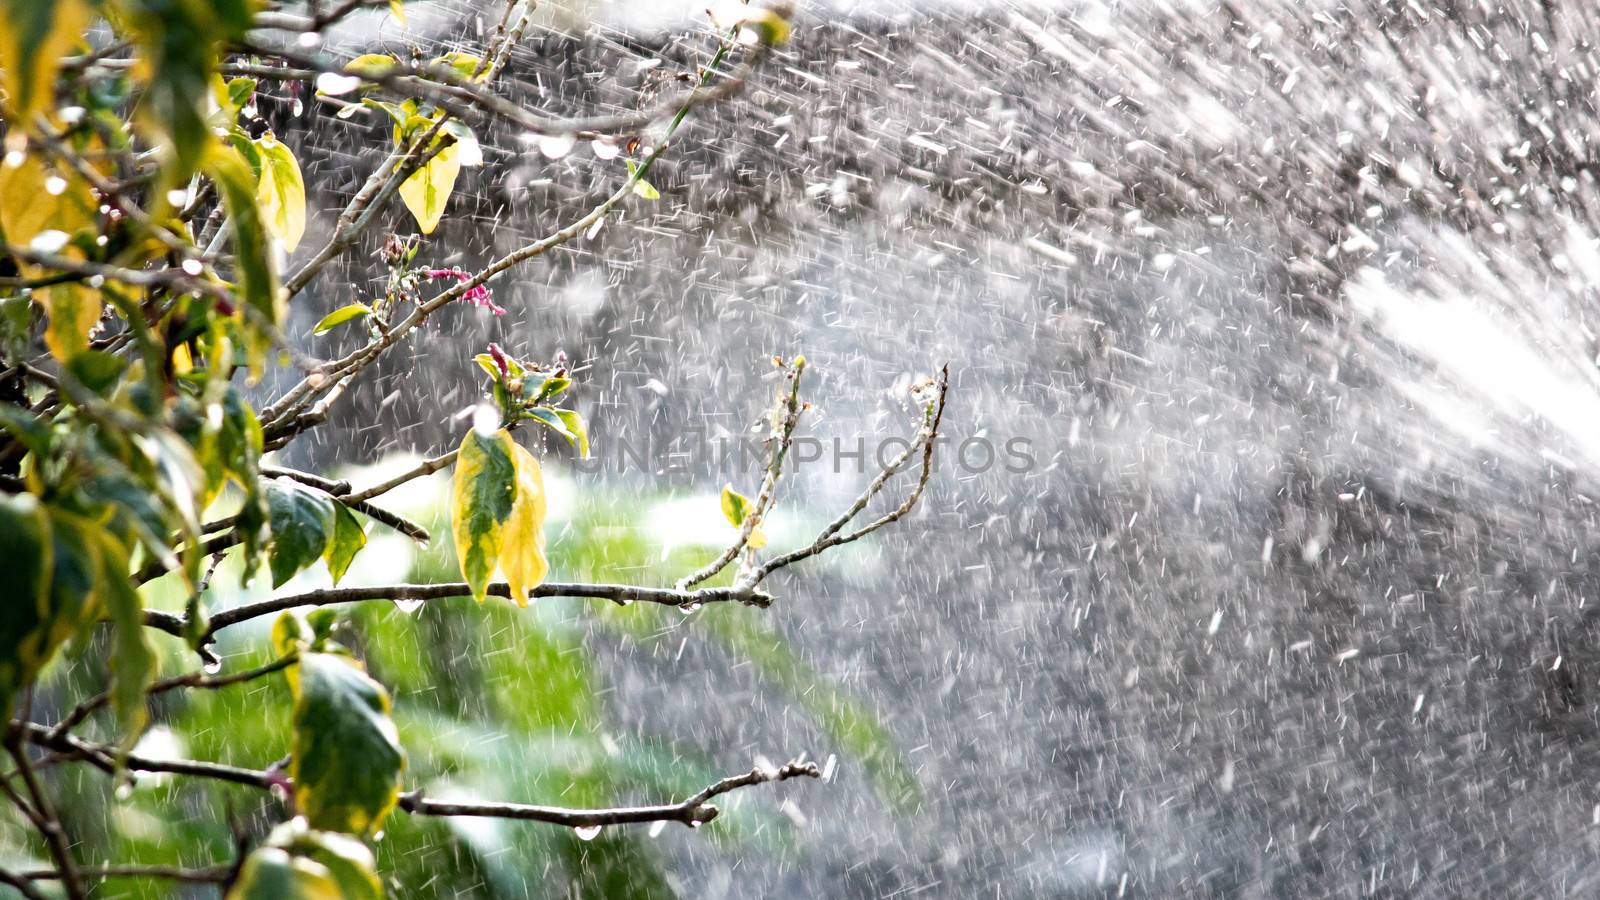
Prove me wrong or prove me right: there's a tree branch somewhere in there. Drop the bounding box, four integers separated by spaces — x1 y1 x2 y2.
16 722 817 832
679 357 807 590
3 736 85 900
17 864 232 884
744 365 950 587
400 759 819 829
47 655 297 742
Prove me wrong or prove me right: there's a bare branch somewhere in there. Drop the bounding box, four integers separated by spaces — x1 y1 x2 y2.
678 358 807 590
3 736 85 900
400 759 819 829
47 655 297 742
0 867 49 900
260 466 351 496
188 581 773 641
16 722 816 832
342 448 458 505
18 864 232 884
744 366 950 587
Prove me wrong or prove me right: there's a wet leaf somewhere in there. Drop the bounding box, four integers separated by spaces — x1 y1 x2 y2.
226 847 342 900
266 479 336 588
325 502 367 586
208 146 284 377
449 428 516 603
0 0 91 123
719 484 765 549
398 137 459 235
312 303 372 335
290 653 406 836
254 133 306 251
499 439 549 606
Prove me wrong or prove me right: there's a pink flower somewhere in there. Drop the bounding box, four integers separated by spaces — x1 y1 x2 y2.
426 267 506 316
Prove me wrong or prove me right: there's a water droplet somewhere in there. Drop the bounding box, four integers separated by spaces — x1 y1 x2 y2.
182 258 204 276
678 602 701 616
821 754 838 781
372 830 385 843
647 820 667 839
590 139 620 160
573 824 602 841
114 779 136 801
44 175 66 196
538 134 576 159
394 598 424 614
315 72 363 96
290 97 304 117
202 657 223 675
29 230 70 254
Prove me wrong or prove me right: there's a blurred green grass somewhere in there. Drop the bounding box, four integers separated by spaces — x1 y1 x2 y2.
5 462 918 898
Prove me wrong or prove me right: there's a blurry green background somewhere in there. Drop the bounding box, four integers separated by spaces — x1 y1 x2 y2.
5 456 918 898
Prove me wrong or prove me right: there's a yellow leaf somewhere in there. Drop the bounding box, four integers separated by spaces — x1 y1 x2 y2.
41 282 100 360
0 154 101 360
450 428 515 603
387 0 405 25
0 0 92 123
0 152 95 248
500 440 549 607
254 134 306 251
397 140 459 234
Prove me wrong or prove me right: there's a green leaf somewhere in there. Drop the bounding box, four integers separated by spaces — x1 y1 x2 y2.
449 428 516 603
254 133 307 252
0 495 52 718
720 484 752 528
275 825 383 900
121 0 227 180
555 409 590 458
397 136 460 235
208 147 285 377
312 303 372 335
718 483 764 548
360 97 409 128
738 7 792 46
522 407 571 440
65 349 127 395
325 503 366 586
94 527 156 744
226 847 342 900
226 76 257 115
0 404 52 458
0 0 91 123
266 480 336 588
624 159 660 200
290 653 406 836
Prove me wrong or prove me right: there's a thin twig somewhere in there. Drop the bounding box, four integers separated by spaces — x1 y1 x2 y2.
48 655 297 742
18 864 232 884
17 722 816 831
678 358 807 590
259 27 751 439
400 760 819 828
0 867 49 900
744 366 950 587
3 737 85 900
342 448 458 504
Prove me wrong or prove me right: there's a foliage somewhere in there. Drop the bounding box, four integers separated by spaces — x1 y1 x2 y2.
0 0 950 897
